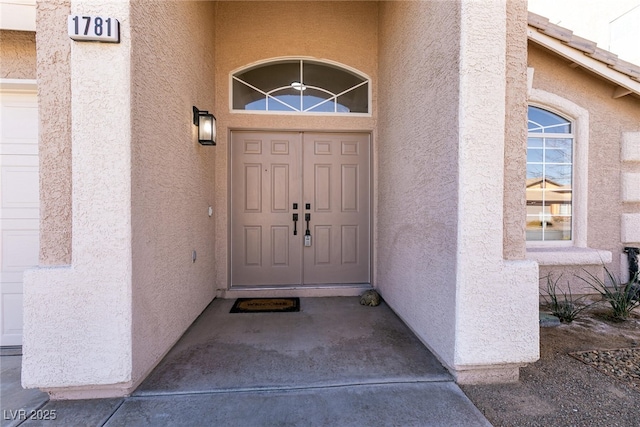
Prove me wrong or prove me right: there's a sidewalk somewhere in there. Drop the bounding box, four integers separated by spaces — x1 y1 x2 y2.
2 297 491 426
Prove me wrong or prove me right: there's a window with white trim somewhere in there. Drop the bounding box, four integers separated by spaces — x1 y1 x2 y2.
526 106 574 242
232 59 369 114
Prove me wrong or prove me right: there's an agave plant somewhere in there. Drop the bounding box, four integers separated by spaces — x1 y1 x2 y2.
540 274 593 323
578 265 640 321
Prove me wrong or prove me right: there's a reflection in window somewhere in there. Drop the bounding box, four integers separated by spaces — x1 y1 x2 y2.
232 59 369 114
526 106 573 242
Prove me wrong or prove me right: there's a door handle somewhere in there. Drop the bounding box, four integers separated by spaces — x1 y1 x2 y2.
293 203 299 235
304 213 312 246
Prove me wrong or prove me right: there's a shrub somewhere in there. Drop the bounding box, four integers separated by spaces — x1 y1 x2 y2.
578 265 640 321
541 274 593 323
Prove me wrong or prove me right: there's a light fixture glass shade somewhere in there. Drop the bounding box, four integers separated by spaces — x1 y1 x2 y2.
198 113 215 144
193 106 216 145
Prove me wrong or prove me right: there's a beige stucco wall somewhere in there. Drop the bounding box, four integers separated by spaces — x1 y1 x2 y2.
129 0 217 386
23 0 542 395
528 43 640 289
0 30 36 79
376 0 460 365
36 0 72 265
377 0 538 383
25 0 220 399
213 1 378 290
23 0 133 397
503 0 528 260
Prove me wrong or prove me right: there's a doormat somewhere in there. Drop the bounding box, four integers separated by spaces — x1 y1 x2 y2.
230 298 300 313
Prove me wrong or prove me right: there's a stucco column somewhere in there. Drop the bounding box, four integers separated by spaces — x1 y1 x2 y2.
452 0 539 383
23 0 134 398
36 0 73 265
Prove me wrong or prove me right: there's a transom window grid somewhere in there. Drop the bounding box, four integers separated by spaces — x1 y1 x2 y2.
526 106 574 242
232 59 369 114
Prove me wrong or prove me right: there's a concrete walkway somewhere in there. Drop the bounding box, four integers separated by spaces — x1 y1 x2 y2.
1 297 491 426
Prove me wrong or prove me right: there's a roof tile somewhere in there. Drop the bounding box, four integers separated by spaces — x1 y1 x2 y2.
588 48 619 66
540 26 573 43
528 11 640 93
610 60 640 80
564 35 597 55
527 12 550 30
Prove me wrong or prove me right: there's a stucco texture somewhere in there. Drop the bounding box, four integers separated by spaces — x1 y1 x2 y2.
36 0 72 265
213 1 378 289
503 0 529 260
453 0 538 377
528 43 640 284
25 0 220 396
377 0 460 366
23 0 133 395
0 30 36 79
24 0 544 395
377 0 538 381
130 0 217 388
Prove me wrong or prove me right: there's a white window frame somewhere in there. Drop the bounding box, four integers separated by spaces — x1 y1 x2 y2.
229 56 372 117
526 87 611 269
527 89 589 249
526 105 575 246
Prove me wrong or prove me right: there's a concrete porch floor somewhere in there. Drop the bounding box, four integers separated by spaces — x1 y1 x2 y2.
2 297 491 426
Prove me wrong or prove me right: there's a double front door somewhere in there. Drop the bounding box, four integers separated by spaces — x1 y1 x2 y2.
231 131 370 287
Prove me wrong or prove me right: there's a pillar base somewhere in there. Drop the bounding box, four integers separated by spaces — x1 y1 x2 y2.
44 382 136 401
451 363 525 384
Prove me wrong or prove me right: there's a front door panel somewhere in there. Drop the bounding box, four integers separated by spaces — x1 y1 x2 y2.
302 133 370 284
231 132 302 286
231 131 370 287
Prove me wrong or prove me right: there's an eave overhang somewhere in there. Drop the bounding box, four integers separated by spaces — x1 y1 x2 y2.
528 12 640 99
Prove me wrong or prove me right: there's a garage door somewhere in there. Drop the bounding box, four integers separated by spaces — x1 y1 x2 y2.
0 83 38 346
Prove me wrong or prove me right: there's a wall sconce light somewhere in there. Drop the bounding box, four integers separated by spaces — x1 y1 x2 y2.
193 106 216 146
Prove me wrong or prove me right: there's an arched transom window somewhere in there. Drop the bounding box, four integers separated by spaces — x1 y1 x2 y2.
232 59 370 114
526 106 574 242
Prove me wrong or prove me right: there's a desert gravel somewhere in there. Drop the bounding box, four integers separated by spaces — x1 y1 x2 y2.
570 348 640 389
461 306 640 427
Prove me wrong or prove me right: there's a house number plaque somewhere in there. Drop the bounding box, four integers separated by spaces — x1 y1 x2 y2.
68 15 120 43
